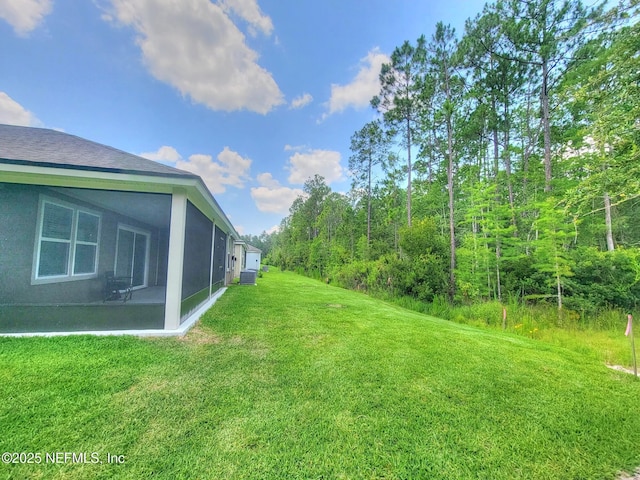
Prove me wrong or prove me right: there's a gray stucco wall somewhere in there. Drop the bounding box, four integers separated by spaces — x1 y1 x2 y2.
1 183 47 304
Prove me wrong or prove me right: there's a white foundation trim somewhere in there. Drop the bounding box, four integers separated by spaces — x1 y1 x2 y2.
0 288 227 338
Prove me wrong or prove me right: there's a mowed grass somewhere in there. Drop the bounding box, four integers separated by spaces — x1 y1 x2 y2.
2 269 640 479
385 295 639 368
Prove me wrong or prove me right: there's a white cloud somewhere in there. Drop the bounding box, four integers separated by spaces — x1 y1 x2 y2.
284 144 306 152
106 0 283 114
0 92 41 126
0 0 52 35
139 145 182 164
234 224 245 235
250 173 303 214
256 172 280 188
250 150 342 214
287 149 343 185
219 0 273 36
324 47 389 118
141 145 251 194
178 148 251 194
266 224 280 234
290 93 313 109
251 185 304 215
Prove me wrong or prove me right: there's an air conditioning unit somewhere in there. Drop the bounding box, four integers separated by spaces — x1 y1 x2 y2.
239 270 257 285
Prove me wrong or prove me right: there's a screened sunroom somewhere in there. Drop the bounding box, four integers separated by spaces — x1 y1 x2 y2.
0 125 239 335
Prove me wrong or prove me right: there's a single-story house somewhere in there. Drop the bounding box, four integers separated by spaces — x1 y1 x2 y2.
233 240 247 280
0 124 240 335
245 244 262 271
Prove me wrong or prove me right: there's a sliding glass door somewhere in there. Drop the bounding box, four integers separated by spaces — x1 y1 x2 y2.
115 225 149 289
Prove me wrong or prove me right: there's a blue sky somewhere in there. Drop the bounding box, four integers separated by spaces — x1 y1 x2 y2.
0 0 488 235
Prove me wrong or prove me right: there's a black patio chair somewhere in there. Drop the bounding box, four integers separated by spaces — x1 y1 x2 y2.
103 271 133 302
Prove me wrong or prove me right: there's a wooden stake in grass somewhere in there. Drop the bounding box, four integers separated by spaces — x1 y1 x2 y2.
625 314 637 377
502 306 507 331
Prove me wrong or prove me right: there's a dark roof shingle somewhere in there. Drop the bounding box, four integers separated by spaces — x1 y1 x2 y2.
0 124 196 178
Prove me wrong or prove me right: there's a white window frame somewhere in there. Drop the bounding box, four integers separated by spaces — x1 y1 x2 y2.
32 196 101 285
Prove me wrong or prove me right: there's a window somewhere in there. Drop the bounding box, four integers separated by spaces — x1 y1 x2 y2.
74 212 100 274
34 197 100 283
115 225 149 289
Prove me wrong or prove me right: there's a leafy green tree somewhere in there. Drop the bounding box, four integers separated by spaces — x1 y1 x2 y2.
302 174 331 241
428 22 464 301
271 0 640 320
395 218 449 301
399 217 448 259
462 3 528 215
561 5 640 250
532 198 575 311
240 231 276 257
373 154 406 254
372 36 428 227
349 120 389 245
565 247 640 313
495 0 602 192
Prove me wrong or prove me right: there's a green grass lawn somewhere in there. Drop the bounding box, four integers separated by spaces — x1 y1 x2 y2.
2 268 640 479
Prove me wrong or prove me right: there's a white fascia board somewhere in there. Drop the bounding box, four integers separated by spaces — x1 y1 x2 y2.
0 163 194 194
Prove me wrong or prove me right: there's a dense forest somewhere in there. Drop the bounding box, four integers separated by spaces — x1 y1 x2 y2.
265 0 640 321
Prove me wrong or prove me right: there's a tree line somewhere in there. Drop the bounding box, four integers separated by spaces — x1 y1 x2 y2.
267 0 640 318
